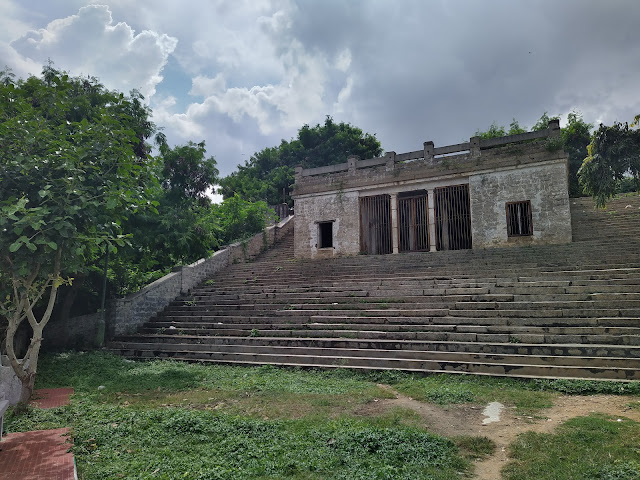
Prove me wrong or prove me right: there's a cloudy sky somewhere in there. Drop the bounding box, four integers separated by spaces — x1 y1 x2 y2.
2 0 639 176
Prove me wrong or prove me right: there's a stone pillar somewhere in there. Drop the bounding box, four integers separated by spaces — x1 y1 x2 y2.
386 151 396 171
427 189 437 252
347 155 359 175
390 192 399 254
470 136 481 158
424 141 435 165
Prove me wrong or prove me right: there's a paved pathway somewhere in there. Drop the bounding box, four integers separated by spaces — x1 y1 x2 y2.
30 388 75 409
0 388 75 480
0 428 74 480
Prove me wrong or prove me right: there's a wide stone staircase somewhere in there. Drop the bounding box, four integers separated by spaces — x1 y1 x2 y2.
109 194 640 380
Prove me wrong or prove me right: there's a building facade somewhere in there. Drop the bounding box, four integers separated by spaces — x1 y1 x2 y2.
292 120 572 259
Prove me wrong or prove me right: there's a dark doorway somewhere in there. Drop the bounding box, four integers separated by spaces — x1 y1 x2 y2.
359 194 392 255
398 190 430 252
318 221 334 248
434 184 472 251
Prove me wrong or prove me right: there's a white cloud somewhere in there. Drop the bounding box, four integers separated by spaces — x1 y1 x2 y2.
333 76 354 115
190 74 226 98
167 38 334 137
9 4 177 99
334 48 351 72
4 0 640 179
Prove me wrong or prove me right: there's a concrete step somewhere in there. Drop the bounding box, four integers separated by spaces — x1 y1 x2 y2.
107 342 640 381
108 342 640 369
109 194 640 381
144 321 640 337
110 334 640 359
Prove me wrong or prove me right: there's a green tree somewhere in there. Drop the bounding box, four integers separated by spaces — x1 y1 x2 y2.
578 119 640 207
562 112 593 197
532 112 560 131
474 119 527 139
156 137 219 205
116 140 221 285
0 66 157 402
213 194 275 246
475 112 591 197
474 121 507 139
219 116 382 205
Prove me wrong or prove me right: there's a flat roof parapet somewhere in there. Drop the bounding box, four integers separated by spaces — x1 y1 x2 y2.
296 120 561 179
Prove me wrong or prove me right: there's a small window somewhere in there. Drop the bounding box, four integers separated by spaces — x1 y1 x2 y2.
506 201 533 236
318 221 333 248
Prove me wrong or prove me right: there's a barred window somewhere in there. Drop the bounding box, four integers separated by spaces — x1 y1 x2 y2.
506 201 533 236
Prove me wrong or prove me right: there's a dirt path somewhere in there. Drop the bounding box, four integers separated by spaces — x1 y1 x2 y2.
359 385 640 479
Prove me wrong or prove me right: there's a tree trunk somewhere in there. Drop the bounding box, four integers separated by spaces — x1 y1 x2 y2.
19 373 36 404
4 248 62 403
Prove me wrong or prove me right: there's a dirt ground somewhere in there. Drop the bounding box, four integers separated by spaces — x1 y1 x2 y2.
358 385 640 480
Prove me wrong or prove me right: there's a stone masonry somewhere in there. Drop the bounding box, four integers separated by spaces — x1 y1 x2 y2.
292 120 571 258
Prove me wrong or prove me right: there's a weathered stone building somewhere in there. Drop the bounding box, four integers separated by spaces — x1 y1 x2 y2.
292 120 572 259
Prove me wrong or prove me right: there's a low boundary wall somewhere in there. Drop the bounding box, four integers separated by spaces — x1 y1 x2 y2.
106 216 294 338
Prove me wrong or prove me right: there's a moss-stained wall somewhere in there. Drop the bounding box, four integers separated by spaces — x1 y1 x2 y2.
469 160 572 248
294 191 360 258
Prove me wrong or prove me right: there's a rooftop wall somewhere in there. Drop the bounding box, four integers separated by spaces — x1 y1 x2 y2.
292 120 564 198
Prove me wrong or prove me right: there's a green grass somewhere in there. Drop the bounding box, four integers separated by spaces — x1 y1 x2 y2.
387 373 640 414
390 373 556 413
502 414 640 480
453 436 496 460
7 352 640 479
36 352 385 396
9 402 467 480
7 353 472 479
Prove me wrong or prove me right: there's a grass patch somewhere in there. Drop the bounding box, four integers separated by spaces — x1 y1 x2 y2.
10 403 468 479
6 353 473 479
502 414 640 480
389 374 640 413
37 353 389 396
391 374 556 413
111 388 390 420
453 436 496 460
531 378 640 396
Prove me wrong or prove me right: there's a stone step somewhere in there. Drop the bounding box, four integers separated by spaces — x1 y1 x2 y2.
156 314 640 328
454 300 640 310
144 321 640 337
448 308 640 318
108 342 640 369
111 334 640 359
139 326 640 345
109 194 640 382
108 343 640 381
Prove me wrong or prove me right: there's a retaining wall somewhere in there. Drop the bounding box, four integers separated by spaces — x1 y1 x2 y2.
0 355 22 405
107 216 293 337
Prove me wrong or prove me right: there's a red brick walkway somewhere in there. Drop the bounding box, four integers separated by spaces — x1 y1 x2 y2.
0 428 75 480
30 388 74 409
0 388 75 480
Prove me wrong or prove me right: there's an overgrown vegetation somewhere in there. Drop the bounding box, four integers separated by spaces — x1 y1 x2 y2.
475 112 640 205
475 112 593 198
